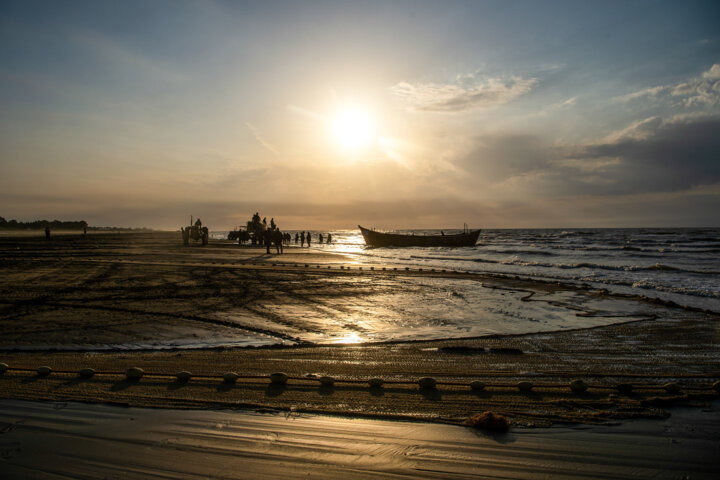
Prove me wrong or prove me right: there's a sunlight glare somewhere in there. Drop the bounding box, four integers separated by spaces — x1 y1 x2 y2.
331 108 376 151
335 332 363 344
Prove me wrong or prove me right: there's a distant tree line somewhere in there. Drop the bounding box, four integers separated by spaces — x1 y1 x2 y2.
0 217 88 230
0 217 155 231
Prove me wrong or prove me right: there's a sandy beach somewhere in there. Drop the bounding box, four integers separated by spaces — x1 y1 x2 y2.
1 399 718 479
1 231 719 477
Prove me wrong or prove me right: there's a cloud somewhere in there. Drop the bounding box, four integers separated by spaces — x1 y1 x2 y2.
615 63 720 107
391 74 537 112
245 122 278 154
600 116 665 142
558 96 577 108
453 114 720 198
456 134 551 184
613 85 666 103
565 114 720 194
520 95 578 120
671 63 720 107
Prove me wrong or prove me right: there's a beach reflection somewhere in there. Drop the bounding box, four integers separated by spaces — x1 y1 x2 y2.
332 332 364 344
214 275 672 348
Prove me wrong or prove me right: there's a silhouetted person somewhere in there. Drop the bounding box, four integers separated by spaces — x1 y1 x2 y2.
327 233 332 243
300 231 305 247
45 227 50 240
318 233 324 244
306 231 311 247
264 229 273 254
295 232 299 244
273 229 283 254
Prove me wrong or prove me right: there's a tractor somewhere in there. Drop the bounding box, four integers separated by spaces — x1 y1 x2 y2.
181 217 209 246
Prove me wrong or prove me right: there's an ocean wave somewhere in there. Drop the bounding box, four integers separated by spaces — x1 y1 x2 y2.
479 248 556 256
510 270 720 301
559 231 597 237
309 228 720 309
540 244 720 254
630 280 720 299
511 272 720 304
408 254 502 265
498 259 718 275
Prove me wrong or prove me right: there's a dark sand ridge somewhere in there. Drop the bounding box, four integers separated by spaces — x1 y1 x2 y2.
0 232 719 427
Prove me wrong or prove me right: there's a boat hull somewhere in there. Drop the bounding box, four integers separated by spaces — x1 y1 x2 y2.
358 225 480 248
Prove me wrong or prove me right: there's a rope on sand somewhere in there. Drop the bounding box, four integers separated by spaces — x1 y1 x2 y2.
2 365 719 394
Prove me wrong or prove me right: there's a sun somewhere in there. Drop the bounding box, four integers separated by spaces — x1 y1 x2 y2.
330 108 376 151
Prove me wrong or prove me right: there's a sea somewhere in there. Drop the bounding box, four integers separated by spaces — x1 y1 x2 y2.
216 227 720 313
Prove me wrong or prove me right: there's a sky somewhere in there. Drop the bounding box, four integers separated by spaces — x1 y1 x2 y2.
1 0 719 230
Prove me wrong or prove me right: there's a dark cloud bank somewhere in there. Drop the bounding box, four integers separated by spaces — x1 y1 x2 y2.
576 116 720 194
461 115 720 197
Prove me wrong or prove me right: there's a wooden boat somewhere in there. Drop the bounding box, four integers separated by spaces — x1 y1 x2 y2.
358 225 481 248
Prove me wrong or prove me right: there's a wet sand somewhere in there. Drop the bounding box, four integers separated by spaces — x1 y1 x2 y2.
0 231 719 428
0 399 718 479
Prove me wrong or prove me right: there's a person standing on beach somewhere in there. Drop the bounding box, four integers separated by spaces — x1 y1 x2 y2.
264 228 273 254
318 233 324 244
306 232 311 247
295 232 299 244
300 231 305 247
327 233 332 243
273 229 283 254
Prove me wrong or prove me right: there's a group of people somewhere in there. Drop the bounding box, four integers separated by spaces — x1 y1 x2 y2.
227 212 337 255
261 229 335 253
293 231 332 247
251 228 338 253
